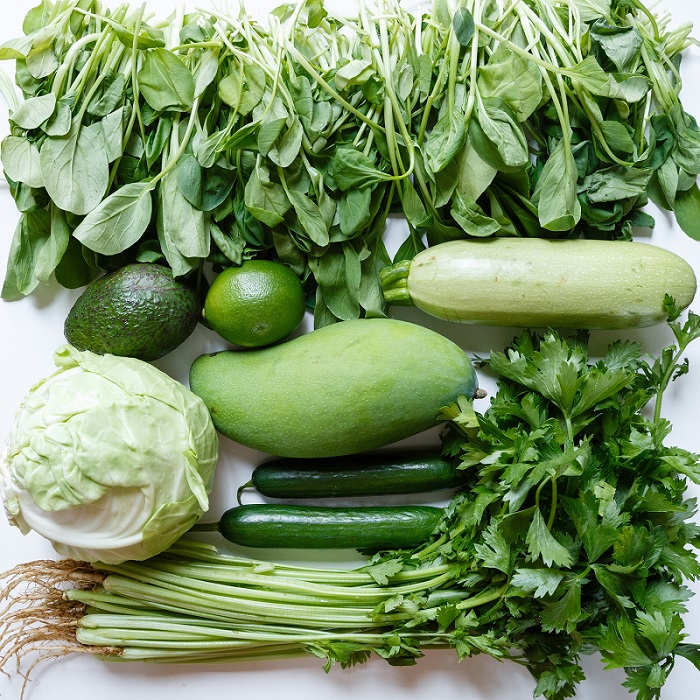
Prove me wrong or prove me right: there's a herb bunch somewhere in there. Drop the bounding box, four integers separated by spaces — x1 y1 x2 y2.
2 303 699 699
432 298 700 697
1 0 699 324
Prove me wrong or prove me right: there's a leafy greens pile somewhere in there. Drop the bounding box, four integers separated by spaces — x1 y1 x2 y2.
2 302 699 700
1 0 700 324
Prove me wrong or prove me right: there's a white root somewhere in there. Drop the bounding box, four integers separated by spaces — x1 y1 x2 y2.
0 560 120 699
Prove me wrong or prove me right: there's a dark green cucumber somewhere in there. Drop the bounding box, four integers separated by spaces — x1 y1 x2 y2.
249 450 466 499
214 504 444 550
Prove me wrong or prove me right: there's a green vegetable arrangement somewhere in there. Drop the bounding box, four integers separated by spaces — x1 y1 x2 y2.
1 0 700 325
2 303 699 700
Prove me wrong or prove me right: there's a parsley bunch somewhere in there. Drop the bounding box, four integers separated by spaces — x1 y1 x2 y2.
431 300 700 697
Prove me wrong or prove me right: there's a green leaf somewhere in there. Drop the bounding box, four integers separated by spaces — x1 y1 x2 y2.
193 48 220 99
54 235 97 289
35 204 70 284
477 43 543 122
209 220 244 265
533 139 581 231
309 243 361 321
101 107 126 163
455 139 498 202
583 166 652 203
87 72 126 117
39 122 110 216
41 97 72 136
218 64 266 116
244 163 290 227
474 521 513 574
268 117 304 168
452 7 475 46
636 611 685 658
0 208 51 299
526 509 574 568
425 110 466 174
157 169 209 259
73 181 153 255
113 23 166 50
25 29 59 79
566 55 621 99
334 59 374 91
333 147 391 191
1 136 43 188
674 183 700 241
257 117 287 157
339 187 372 236
361 558 404 585
590 19 643 74
601 618 653 668
137 48 195 112
599 120 636 155
675 644 700 672
287 188 330 247
9 92 56 129
511 567 566 598
450 193 500 237
540 579 582 632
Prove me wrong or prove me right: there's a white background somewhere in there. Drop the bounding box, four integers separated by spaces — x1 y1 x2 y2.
1 1 700 698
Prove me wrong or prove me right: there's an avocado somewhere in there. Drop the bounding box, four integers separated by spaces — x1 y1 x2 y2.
64 263 200 361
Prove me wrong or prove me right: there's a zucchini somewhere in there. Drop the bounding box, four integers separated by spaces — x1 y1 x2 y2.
211 504 444 550
380 238 697 329
248 449 466 499
189 318 478 458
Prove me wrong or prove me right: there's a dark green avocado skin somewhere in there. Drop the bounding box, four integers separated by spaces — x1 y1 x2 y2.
64 263 200 361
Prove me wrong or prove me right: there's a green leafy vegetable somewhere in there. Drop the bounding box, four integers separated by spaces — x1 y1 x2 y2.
0 0 699 323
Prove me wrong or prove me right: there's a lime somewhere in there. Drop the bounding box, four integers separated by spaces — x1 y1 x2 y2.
203 260 306 347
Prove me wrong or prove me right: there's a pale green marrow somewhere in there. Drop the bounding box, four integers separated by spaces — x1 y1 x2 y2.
189 318 478 458
381 238 697 329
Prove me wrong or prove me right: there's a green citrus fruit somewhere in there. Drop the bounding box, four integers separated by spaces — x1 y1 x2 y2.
203 260 306 347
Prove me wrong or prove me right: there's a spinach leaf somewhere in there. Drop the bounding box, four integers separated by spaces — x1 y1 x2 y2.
477 43 543 122
0 208 51 299
268 117 304 168
333 147 391 190
9 92 56 129
35 204 70 284
338 187 373 236
158 169 209 259
475 98 529 171
287 188 330 247
582 166 651 203
590 20 643 74
39 122 109 215
244 162 291 227
309 242 361 320
425 109 467 175
674 184 700 241
451 192 501 237
1 136 44 188
452 6 475 46
218 64 266 116
87 72 126 117
41 97 72 136
137 49 195 112
73 181 154 255
533 139 581 231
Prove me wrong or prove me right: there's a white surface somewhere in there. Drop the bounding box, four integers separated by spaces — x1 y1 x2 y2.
1 1 700 698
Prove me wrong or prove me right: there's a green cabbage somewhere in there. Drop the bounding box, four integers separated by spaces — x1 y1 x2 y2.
1 345 219 563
